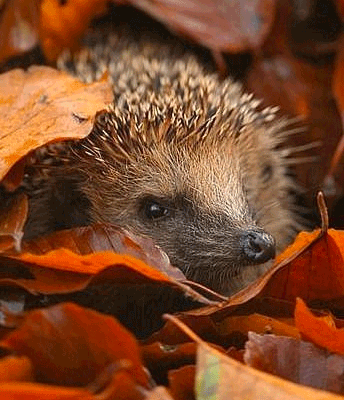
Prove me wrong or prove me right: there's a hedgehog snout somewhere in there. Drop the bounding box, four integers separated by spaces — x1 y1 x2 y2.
240 229 276 265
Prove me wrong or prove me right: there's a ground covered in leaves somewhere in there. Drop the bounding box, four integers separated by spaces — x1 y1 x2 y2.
0 0 344 399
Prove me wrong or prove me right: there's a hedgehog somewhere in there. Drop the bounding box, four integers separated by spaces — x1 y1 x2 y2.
22 33 301 296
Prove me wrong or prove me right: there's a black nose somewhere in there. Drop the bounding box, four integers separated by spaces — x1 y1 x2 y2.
241 230 276 264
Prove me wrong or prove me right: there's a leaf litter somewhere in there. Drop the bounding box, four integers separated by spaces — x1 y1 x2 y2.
1 1 344 399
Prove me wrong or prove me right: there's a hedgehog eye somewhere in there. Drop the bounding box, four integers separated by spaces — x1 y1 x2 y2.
141 199 170 221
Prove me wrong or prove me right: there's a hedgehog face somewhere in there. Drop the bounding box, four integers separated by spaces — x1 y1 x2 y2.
80 135 281 294
64 50 298 294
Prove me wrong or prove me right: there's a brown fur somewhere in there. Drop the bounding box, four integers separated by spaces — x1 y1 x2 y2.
23 34 300 295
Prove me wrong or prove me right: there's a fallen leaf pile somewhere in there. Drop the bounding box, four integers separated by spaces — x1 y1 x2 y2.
1 0 344 399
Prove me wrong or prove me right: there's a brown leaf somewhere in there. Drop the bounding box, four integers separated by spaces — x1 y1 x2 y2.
131 0 276 53
217 313 300 339
0 355 33 382
168 364 195 400
0 302 149 388
257 228 344 305
245 54 341 204
39 0 275 62
0 224 213 307
0 66 113 183
148 301 300 352
19 224 185 281
0 248 173 294
244 331 344 395
167 315 344 400
0 382 93 399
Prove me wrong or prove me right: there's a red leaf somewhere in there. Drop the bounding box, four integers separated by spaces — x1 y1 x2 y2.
0 303 149 387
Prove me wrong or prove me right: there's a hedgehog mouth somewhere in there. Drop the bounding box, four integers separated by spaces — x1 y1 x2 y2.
183 258 271 296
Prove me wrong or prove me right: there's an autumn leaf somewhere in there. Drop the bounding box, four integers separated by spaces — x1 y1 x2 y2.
131 0 276 53
166 314 344 400
19 224 185 281
0 356 33 383
168 364 195 400
40 0 112 62
0 302 149 387
38 0 276 63
295 297 344 356
0 383 93 400
0 248 176 294
0 225 211 308
0 66 112 184
244 331 344 394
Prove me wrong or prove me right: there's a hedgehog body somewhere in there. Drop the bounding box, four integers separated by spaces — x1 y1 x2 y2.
24 34 299 295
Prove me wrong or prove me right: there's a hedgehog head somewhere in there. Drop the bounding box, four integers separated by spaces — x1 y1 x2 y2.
65 52 298 294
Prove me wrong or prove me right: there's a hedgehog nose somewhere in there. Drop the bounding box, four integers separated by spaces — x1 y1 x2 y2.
241 230 276 264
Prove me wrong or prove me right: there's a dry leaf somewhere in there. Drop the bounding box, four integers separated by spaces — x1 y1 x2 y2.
38 0 276 62
217 313 300 339
0 302 149 387
244 331 344 395
295 297 344 355
131 0 276 53
0 248 173 294
166 315 344 400
168 364 195 400
0 382 93 400
0 66 112 183
19 224 185 281
40 0 111 62
0 356 33 383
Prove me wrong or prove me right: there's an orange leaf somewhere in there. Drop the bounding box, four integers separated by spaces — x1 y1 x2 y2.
222 227 344 308
0 66 112 182
168 364 195 400
0 302 149 387
261 229 344 303
0 248 171 294
40 0 111 62
0 356 33 382
0 382 93 400
19 224 185 281
295 297 344 355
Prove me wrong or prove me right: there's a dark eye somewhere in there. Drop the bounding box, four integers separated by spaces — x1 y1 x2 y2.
142 199 170 220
